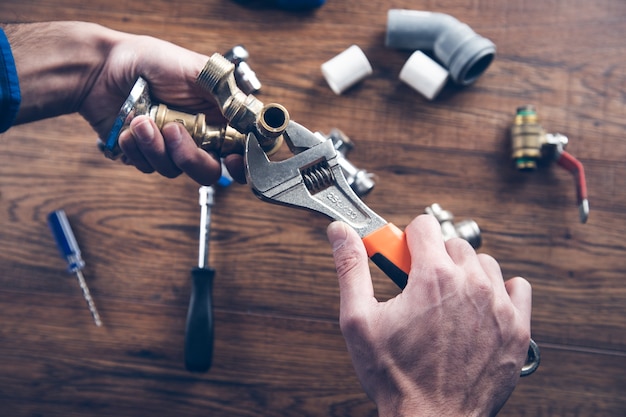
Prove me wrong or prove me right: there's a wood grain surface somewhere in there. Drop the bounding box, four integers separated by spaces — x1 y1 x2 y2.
1 0 625 416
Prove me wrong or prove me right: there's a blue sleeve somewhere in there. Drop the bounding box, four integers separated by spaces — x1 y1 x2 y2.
0 27 21 133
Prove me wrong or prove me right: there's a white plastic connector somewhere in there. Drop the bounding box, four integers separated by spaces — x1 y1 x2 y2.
399 50 449 100
321 45 373 95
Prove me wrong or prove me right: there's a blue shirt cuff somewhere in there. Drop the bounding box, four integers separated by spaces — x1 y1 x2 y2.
0 27 21 133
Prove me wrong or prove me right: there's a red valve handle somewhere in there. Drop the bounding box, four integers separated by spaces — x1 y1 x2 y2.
557 150 589 223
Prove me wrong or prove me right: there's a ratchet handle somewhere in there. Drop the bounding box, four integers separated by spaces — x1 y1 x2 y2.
184 267 215 373
362 223 411 289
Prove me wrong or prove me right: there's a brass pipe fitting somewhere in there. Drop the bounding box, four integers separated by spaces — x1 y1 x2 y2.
101 76 279 159
256 103 289 155
151 104 247 155
511 104 569 169
511 105 547 171
195 53 289 153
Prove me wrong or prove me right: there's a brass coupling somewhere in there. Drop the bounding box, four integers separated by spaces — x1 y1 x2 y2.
511 104 568 170
151 104 247 156
511 105 545 170
195 53 289 155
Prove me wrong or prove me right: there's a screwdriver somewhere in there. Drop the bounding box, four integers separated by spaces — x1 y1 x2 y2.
184 186 215 372
47 210 102 327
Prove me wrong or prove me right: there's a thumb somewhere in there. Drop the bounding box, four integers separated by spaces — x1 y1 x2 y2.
327 221 375 316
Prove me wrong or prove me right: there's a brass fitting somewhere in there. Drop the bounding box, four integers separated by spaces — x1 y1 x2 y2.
151 104 247 155
511 104 568 170
256 103 289 155
511 105 544 170
101 76 260 159
195 53 289 154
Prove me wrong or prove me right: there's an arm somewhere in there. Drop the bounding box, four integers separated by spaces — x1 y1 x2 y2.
2 21 242 185
327 215 531 417
5 21 117 125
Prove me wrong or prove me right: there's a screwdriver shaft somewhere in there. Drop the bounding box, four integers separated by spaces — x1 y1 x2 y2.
75 270 102 327
198 186 215 269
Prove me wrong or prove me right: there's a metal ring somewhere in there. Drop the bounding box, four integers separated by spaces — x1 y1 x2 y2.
520 338 541 377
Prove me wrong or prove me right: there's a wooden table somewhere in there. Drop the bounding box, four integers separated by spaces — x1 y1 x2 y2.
1 1 625 415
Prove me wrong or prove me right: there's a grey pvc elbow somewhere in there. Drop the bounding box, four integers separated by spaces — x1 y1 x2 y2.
386 9 496 86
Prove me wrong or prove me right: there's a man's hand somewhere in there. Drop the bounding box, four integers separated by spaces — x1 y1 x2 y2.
327 214 531 417
6 21 244 185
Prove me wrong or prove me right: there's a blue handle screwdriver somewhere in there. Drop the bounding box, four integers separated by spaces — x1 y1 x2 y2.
48 210 102 327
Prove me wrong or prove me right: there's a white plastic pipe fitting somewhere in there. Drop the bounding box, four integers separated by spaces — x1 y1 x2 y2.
399 51 449 100
386 9 496 86
321 45 373 95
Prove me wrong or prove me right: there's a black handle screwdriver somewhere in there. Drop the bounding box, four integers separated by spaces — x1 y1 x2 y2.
184 186 215 372
47 210 102 327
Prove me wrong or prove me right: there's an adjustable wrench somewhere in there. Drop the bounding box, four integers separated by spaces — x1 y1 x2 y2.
245 120 411 288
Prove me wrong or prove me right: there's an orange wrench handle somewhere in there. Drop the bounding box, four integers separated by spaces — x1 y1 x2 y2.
362 223 411 289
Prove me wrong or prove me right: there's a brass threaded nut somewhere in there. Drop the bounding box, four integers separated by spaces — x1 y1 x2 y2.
196 53 235 92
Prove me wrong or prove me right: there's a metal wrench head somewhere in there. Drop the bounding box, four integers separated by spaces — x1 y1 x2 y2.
244 121 386 237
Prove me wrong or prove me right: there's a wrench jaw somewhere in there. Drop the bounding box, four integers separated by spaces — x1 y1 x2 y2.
245 122 387 237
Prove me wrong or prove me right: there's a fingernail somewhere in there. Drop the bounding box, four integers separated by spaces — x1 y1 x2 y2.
130 117 154 143
327 221 348 251
162 122 184 146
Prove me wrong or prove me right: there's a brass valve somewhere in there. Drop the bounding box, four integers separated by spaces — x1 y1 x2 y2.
510 105 589 223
